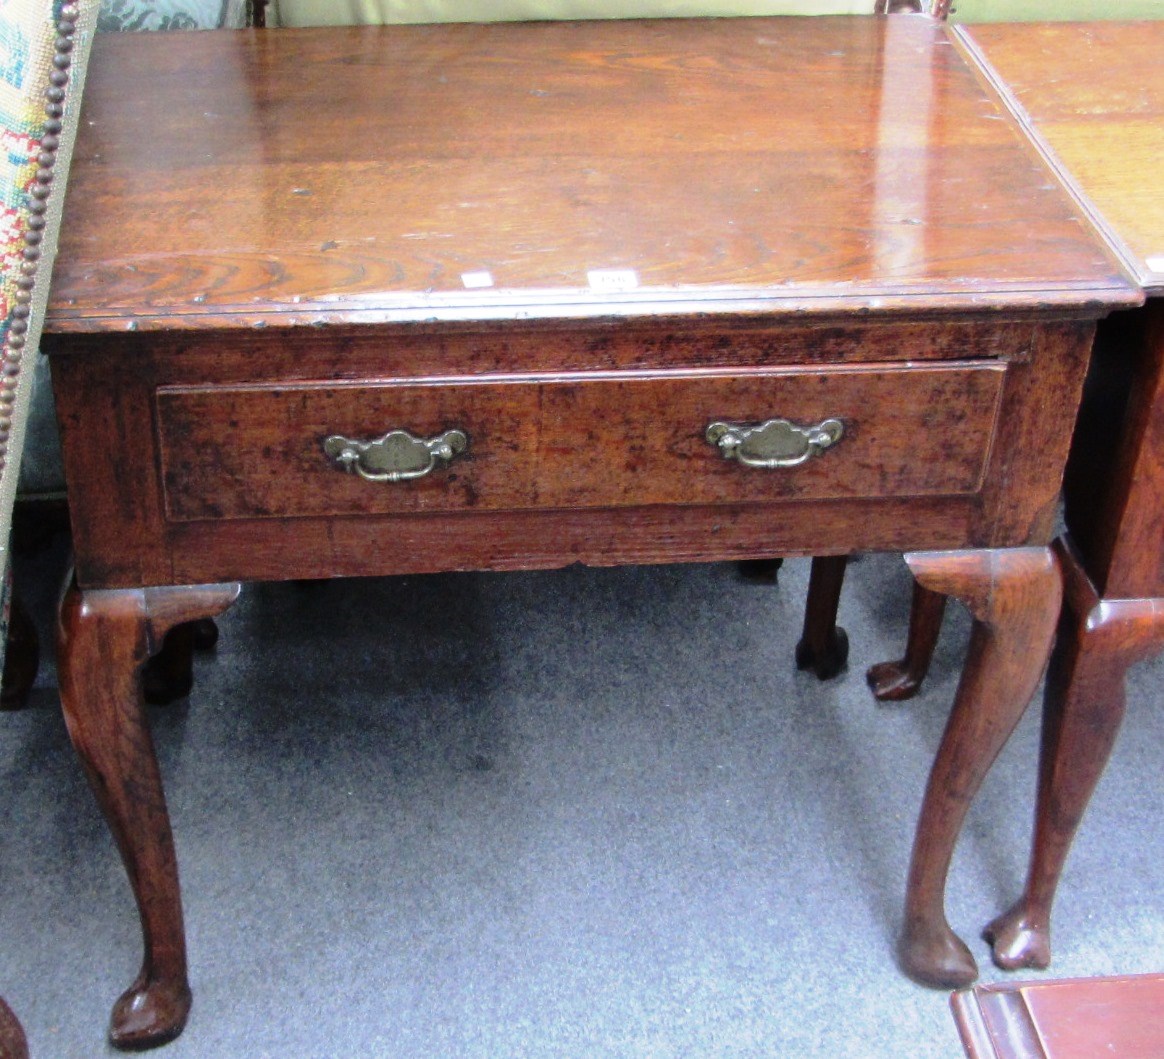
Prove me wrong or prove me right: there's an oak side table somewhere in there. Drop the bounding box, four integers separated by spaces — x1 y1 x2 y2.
42 17 1135 1048
956 20 1164 977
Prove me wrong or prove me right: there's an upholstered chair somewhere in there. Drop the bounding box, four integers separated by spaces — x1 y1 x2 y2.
0 2 98 1052
0 0 253 709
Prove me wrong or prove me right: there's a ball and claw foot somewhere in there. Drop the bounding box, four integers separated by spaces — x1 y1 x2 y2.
795 626 849 680
866 659 923 701
982 905 1051 972
898 922 979 990
109 975 191 1051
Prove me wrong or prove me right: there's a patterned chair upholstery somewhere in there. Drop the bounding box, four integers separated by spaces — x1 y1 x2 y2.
0 0 95 664
0 2 97 1050
97 0 248 31
17 0 249 503
2 0 252 708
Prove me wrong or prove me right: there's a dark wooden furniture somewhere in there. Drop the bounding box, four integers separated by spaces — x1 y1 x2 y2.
0 994 28 1059
952 972 1164 1059
859 20 1164 977
43 18 1135 1048
965 20 1164 978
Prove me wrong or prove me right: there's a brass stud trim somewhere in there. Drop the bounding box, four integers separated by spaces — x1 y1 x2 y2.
1 4 80 473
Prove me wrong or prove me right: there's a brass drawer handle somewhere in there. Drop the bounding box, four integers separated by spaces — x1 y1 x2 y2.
706 417 844 469
323 428 468 483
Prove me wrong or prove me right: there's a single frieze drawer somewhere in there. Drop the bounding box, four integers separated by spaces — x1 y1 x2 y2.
156 362 1005 522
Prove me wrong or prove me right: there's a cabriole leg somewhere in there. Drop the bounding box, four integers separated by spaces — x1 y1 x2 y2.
57 577 240 1050
984 539 1164 972
898 547 1061 989
867 582 946 702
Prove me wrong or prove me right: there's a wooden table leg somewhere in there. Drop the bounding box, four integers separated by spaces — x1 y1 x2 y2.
56 577 240 1050
898 547 1061 989
983 538 1164 973
866 581 946 702
0 993 28 1059
796 555 850 680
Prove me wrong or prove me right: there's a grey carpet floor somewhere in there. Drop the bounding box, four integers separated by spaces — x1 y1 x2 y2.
1 551 1162 1058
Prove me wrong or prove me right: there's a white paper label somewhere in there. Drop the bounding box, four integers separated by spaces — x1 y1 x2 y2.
1146 256 1164 274
587 269 640 293
461 271 494 289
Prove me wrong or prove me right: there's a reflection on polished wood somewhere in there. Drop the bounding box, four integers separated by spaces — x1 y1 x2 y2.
48 19 1129 333
952 972 1164 1059
43 16 1135 1045
963 21 1164 298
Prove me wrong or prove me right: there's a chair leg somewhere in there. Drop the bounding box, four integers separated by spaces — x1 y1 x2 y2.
796 555 849 680
57 576 239 1050
898 547 1061 989
866 582 946 702
983 538 1164 973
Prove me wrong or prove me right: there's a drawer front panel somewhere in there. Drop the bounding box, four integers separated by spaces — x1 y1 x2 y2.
156 364 1004 522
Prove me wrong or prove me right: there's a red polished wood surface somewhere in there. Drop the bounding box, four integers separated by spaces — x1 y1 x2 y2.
952 973 1164 1059
47 18 1133 333
0 995 27 1059
50 319 1095 589
57 580 241 1049
965 21 1164 295
40 17 1139 1047
156 363 1003 521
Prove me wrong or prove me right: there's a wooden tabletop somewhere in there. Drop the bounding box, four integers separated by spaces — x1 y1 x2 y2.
952 973 1164 1059
963 21 1164 295
47 17 1135 333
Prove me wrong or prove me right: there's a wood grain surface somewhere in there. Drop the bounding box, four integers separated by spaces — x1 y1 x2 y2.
50 318 1093 589
952 972 1164 1059
155 362 1003 521
47 17 1135 333
964 21 1164 293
